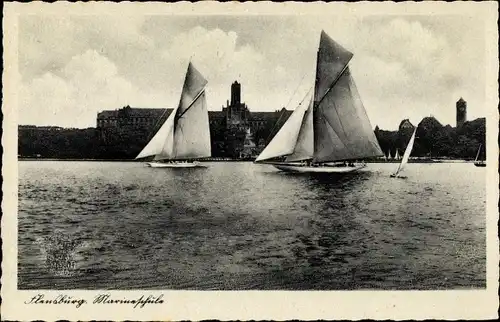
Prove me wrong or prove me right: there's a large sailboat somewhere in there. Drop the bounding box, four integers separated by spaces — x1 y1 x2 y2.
135 62 211 168
391 128 417 178
255 31 383 173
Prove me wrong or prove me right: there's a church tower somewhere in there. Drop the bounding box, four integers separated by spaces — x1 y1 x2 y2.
456 97 467 127
231 81 241 105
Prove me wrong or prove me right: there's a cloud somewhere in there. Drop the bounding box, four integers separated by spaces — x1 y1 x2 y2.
17 15 488 130
20 50 167 128
160 26 297 111
347 17 485 128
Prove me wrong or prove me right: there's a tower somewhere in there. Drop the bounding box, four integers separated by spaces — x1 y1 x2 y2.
231 81 241 105
456 97 467 127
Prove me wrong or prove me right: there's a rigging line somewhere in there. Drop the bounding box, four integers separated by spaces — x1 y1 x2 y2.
145 106 174 143
284 72 308 110
264 71 310 143
264 85 313 145
175 88 206 121
316 58 352 107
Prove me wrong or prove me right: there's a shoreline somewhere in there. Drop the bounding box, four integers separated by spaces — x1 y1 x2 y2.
17 158 255 162
18 158 476 163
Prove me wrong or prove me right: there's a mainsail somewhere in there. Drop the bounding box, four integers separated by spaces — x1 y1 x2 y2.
256 30 383 163
136 62 211 160
393 128 417 176
313 32 383 162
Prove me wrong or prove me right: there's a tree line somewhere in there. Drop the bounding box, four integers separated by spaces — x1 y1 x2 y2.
375 117 486 159
18 116 485 160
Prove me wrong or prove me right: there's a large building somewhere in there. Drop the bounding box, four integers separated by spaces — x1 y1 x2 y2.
97 81 290 133
456 97 467 127
96 81 293 157
97 106 172 130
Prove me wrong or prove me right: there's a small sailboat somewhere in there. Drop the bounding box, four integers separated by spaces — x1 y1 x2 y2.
474 144 486 167
395 149 400 161
135 62 211 168
254 31 383 173
390 128 417 178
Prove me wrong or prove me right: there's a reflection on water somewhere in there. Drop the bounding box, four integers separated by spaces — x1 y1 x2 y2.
18 161 486 290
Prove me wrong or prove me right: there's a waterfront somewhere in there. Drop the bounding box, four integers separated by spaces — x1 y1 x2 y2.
18 161 486 290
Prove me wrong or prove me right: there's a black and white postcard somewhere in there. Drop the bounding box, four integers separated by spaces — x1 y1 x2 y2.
2 1 499 320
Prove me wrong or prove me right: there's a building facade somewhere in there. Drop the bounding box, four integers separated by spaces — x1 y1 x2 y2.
96 81 293 158
97 105 172 130
456 97 467 127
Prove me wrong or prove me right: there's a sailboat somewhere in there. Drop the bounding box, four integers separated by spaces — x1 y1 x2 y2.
135 62 211 168
255 31 383 173
390 128 417 178
474 144 486 167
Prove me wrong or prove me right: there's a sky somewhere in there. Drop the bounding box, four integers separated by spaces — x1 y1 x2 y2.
18 13 488 130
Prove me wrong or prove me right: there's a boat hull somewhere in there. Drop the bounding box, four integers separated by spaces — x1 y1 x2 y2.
271 163 366 173
146 161 206 168
390 174 407 179
474 162 486 167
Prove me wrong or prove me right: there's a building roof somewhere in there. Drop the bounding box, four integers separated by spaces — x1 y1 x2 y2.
398 119 415 129
97 106 293 123
208 111 225 119
249 108 292 121
97 106 171 119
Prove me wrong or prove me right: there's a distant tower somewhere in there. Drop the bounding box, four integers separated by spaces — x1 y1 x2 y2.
456 97 467 127
231 81 241 105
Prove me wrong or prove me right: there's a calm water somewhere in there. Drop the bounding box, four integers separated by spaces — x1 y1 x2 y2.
18 161 486 290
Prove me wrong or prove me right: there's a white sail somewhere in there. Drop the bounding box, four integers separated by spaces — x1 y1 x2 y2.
136 62 210 161
135 108 175 159
395 149 400 160
475 144 482 162
255 101 309 162
286 98 314 162
393 128 417 176
170 90 211 160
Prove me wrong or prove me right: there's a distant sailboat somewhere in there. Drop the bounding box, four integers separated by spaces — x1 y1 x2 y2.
474 144 486 167
255 31 383 173
395 149 400 161
391 128 417 178
135 62 211 168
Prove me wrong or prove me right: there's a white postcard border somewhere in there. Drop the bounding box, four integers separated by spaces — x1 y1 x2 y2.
2 1 499 320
